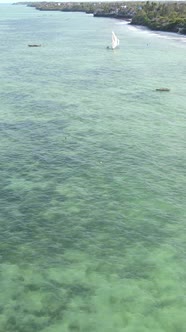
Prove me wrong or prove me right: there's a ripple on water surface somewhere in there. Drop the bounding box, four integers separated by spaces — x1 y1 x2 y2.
0 4 186 332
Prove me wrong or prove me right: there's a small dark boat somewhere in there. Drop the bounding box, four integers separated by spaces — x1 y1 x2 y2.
28 44 41 47
156 88 170 92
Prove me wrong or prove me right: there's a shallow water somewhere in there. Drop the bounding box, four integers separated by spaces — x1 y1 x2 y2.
0 4 186 332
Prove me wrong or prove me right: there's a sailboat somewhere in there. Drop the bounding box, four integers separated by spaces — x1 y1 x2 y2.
107 31 120 50
111 31 120 49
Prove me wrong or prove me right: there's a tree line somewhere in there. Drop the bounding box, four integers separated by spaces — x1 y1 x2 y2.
14 1 186 35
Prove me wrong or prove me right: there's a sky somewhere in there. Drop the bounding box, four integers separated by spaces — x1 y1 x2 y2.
0 0 124 3
1 0 129 3
0 0 138 4
0 0 123 3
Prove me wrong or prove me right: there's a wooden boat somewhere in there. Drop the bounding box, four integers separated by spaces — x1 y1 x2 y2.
156 88 170 92
28 44 41 47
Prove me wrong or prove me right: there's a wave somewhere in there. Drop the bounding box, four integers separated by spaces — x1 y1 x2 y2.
127 25 186 43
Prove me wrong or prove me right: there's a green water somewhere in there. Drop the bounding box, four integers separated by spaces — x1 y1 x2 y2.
0 4 186 331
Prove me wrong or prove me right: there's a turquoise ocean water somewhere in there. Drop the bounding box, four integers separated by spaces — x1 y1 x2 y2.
0 4 186 331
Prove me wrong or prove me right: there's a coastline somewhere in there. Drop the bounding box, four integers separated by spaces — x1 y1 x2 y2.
13 1 186 35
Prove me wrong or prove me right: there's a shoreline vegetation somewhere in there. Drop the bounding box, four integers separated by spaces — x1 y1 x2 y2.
14 1 186 35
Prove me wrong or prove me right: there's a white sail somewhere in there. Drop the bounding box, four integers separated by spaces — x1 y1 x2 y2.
111 31 120 49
